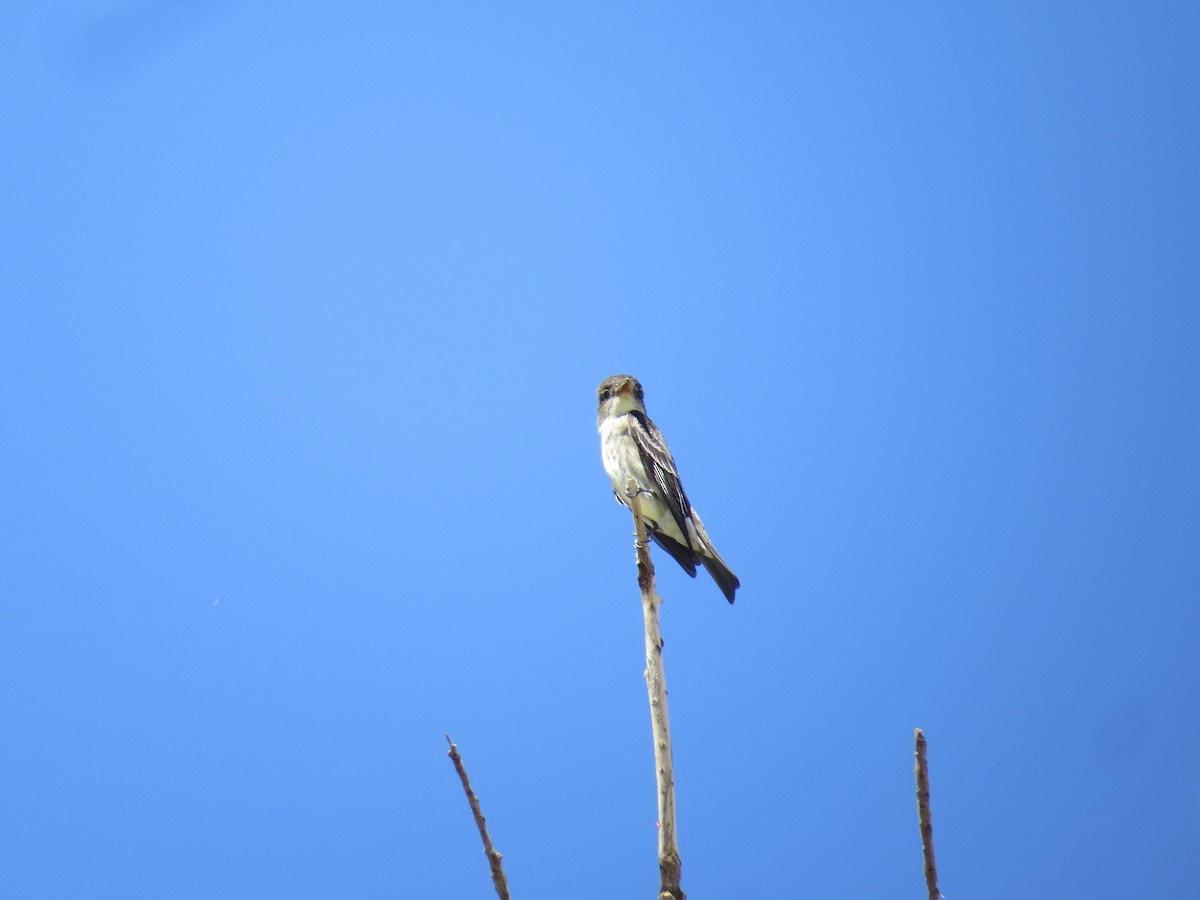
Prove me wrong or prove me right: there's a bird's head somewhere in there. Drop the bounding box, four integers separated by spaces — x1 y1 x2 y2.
597 374 646 418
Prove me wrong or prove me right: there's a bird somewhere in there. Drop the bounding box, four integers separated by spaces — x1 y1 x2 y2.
596 374 740 603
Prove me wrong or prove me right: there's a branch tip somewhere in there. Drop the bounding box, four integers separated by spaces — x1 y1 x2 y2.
446 738 511 900
914 727 940 900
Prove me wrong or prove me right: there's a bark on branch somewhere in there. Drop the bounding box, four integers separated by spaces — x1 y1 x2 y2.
628 479 686 900
446 735 511 900
915 728 940 900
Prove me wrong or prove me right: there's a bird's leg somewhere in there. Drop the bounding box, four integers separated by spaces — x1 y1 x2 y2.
613 487 651 505
625 478 652 551
627 486 654 551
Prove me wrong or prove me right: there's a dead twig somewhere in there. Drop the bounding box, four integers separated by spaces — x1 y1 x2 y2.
628 479 686 900
915 728 940 900
446 735 511 900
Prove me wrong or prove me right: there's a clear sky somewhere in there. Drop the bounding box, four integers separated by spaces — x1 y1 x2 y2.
2 2 1198 897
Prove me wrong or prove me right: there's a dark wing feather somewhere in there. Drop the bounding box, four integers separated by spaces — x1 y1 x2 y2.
649 532 699 578
627 410 695 552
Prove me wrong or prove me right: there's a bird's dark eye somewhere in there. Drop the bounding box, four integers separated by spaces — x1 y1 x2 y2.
600 388 611 400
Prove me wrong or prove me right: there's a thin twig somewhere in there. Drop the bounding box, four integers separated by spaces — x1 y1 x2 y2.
445 735 511 900
628 479 686 900
915 728 940 900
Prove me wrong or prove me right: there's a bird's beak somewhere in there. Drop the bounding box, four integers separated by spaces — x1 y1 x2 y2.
617 378 633 395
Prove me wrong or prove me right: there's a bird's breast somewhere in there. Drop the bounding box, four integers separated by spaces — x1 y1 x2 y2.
599 415 686 543
599 415 647 492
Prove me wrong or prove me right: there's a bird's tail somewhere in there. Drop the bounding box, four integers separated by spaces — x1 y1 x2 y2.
689 509 740 603
701 555 740 604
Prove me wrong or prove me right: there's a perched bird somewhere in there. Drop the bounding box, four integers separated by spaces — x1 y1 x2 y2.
596 374 740 603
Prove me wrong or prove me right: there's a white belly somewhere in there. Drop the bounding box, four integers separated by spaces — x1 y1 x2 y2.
599 415 688 546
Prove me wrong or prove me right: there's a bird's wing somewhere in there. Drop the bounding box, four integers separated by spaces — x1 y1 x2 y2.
627 410 695 550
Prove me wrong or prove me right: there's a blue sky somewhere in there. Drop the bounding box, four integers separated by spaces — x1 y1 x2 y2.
2 2 1199 897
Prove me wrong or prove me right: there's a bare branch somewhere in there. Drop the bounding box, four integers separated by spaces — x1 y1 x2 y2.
627 479 686 900
445 735 511 900
914 728 940 900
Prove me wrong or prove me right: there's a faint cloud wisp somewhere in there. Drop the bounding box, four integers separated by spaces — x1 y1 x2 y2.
65 0 229 82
